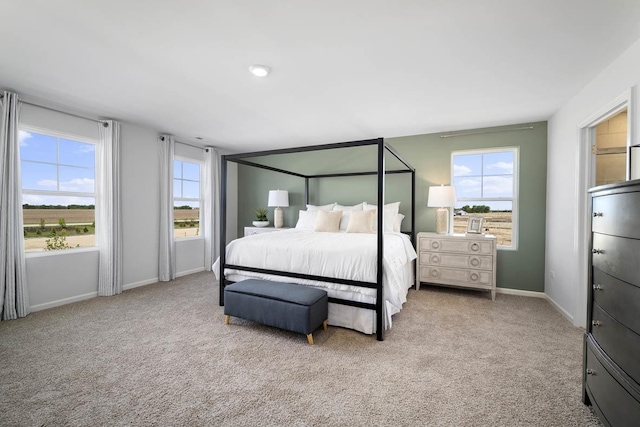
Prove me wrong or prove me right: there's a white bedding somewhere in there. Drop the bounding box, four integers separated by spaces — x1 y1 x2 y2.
213 229 417 334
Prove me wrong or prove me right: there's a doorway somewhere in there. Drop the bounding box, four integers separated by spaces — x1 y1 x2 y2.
594 109 627 186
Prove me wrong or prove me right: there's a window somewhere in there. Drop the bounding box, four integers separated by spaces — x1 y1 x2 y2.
174 159 201 239
451 148 518 249
20 129 96 252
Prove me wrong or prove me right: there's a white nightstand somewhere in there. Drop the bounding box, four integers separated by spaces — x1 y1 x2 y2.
416 232 497 300
244 226 291 237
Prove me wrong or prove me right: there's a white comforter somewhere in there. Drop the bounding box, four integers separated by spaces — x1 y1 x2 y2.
213 229 417 332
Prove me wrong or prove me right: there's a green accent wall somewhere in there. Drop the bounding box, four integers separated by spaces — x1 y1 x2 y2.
234 122 547 292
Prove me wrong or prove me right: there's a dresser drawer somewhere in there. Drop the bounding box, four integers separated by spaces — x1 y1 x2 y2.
419 252 493 270
592 190 640 239
419 237 494 255
592 303 640 384
420 266 492 288
592 233 640 288
585 337 640 427
593 269 640 334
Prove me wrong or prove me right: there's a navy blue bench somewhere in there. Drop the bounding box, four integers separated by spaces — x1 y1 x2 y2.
224 279 328 345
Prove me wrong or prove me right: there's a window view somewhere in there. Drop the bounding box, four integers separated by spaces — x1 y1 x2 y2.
20 130 96 252
174 159 201 239
452 148 518 248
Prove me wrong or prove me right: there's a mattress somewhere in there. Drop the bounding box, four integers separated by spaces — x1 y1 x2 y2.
213 229 417 334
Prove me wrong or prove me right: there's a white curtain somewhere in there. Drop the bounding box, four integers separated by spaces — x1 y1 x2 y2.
0 91 29 319
158 135 175 281
96 120 123 296
203 147 221 271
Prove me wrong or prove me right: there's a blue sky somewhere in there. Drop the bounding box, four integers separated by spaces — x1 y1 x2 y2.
453 151 514 211
19 131 96 206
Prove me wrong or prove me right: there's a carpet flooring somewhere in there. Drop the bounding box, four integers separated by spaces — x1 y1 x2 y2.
0 272 602 426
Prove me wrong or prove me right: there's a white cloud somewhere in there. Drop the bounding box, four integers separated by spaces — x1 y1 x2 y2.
18 130 32 147
486 161 513 174
453 164 472 176
457 178 479 187
483 176 513 196
35 178 95 193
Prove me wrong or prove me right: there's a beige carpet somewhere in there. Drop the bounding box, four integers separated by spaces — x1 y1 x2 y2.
0 272 601 426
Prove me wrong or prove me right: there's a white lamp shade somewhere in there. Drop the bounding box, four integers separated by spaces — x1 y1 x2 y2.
427 185 456 208
268 190 289 207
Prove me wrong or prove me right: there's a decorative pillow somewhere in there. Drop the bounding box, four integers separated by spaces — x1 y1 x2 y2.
364 202 401 232
346 209 376 234
295 210 319 230
394 213 405 233
306 203 336 211
334 202 364 230
314 210 343 232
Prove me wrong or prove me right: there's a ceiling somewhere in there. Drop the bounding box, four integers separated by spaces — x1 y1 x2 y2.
2 1 640 153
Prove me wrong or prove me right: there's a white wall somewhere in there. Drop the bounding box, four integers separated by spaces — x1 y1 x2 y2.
546 36 640 327
20 103 219 311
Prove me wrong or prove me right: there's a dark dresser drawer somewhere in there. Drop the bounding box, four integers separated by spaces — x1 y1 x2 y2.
592 233 640 288
592 190 640 239
585 337 640 427
591 303 640 383
593 269 640 334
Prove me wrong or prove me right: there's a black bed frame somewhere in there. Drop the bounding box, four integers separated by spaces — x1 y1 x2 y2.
218 138 415 341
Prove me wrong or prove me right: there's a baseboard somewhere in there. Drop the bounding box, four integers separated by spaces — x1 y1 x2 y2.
496 288 546 298
123 277 159 291
544 293 574 324
30 291 98 312
176 267 205 278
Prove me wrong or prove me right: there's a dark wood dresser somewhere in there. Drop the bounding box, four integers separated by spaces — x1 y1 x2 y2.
584 179 640 426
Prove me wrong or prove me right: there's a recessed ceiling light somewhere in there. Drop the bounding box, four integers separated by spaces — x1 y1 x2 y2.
249 64 271 77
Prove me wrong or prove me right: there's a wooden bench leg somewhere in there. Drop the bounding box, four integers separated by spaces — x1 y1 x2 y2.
307 333 314 345
224 315 230 325
323 320 328 330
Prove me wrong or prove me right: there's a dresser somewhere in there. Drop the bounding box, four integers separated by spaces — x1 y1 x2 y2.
416 232 497 300
243 226 291 237
584 180 640 427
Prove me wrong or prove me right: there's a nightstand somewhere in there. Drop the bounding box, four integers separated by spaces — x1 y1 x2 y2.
416 232 497 300
244 226 291 237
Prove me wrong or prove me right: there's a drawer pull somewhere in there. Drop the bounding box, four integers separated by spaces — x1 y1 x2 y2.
591 249 603 254
470 243 480 252
430 269 440 278
586 369 595 375
470 257 480 267
593 212 603 217
430 255 440 264
592 320 602 327
593 284 603 291
470 273 479 281
431 241 440 249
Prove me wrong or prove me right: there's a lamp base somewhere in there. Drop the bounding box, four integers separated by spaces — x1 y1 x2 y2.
435 208 449 234
274 207 284 228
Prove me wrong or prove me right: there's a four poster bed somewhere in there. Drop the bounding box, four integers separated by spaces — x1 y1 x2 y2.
215 138 416 341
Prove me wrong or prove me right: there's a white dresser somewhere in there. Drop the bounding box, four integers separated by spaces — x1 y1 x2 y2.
416 232 497 300
243 226 291 237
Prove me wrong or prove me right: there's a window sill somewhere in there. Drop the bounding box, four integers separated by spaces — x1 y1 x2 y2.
175 236 204 242
25 246 99 258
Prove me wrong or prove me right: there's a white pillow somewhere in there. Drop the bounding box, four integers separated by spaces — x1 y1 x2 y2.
314 210 342 232
306 203 336 211
364 202 401 232
295 210 319 230
346 209 376 234
394 213 405 233
334 202 364 230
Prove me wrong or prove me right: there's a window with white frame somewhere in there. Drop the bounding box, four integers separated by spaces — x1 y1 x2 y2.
173 158 202 239
451 147 518 249
19 129 97 252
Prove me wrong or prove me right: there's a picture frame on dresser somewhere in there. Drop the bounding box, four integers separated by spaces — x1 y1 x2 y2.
466 216 484 234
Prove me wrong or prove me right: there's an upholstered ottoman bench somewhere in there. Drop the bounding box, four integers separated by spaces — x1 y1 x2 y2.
224 279 328 345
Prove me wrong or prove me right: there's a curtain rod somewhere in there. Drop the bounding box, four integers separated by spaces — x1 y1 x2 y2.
1 93 108 126
159 135 209 152
440 126 534 139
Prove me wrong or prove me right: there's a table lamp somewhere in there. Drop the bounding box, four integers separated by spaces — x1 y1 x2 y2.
268 190 289 228
428 185 456 234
